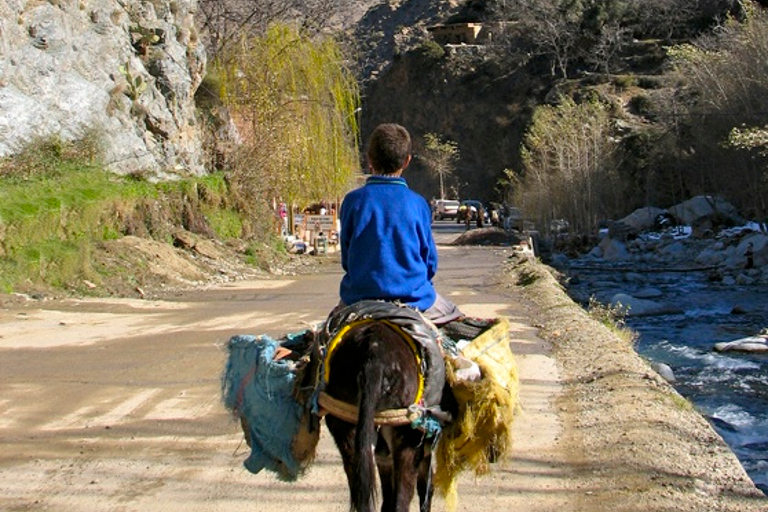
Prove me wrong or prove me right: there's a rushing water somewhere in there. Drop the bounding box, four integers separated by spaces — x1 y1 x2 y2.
566 264 768 494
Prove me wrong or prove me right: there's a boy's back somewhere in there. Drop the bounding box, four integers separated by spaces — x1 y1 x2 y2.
336 123 462 325
339 174 437 310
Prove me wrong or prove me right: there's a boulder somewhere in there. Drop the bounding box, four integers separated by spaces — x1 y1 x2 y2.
606 220 639 241
650 362 676 383
695 247 725 267
668 196 743 230
598 237 630 261
618 207 666 232
658 240 689 259
623 272 646 284
587 245 603 258
634 287 663 299
714 334 768 353
737 234 768 268
610 293 683 317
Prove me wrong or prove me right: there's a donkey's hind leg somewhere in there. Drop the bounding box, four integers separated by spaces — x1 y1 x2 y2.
416 443 435 512
375 426 397 512
390 426 429 512
325 416 359 507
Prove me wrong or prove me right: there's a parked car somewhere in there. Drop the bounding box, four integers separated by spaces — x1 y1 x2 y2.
434 199 460 220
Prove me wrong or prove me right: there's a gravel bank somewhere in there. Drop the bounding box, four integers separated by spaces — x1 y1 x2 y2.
503 253 766 511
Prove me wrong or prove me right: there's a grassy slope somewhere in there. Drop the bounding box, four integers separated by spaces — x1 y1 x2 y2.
0 143 284 297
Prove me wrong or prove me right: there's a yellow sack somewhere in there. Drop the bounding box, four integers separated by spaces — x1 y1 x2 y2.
434 317 520 512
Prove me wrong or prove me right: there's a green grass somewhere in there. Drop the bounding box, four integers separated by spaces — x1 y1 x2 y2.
0 137 268 294
205 209 244 239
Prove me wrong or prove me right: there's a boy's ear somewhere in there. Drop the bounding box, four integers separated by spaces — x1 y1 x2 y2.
403 154 412 169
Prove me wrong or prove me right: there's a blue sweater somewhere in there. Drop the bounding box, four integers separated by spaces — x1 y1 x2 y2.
339 175 437 311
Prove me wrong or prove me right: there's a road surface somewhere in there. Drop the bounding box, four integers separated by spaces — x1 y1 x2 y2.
0 221 568 511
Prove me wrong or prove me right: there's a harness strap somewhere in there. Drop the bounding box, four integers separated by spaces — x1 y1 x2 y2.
317 391 412 426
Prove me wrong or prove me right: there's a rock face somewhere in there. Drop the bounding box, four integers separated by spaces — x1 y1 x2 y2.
0 0 206 177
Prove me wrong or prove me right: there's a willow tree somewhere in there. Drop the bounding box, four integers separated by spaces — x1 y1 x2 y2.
516 95 621 236
217 23 360 214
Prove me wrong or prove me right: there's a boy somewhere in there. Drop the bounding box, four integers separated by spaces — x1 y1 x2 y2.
337 123 463 325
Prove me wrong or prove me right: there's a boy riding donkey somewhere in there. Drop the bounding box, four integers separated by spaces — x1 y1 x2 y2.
222 123 518 512
319 123 476 512
333 122 465 326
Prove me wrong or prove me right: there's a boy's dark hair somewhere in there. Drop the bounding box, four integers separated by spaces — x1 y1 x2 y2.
366 123 411 175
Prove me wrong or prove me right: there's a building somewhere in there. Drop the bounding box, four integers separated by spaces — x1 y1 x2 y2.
427 22 510 46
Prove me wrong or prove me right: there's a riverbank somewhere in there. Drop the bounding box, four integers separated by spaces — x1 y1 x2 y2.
504 252 766 510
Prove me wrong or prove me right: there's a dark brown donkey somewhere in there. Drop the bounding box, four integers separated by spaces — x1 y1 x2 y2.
323 321 446 512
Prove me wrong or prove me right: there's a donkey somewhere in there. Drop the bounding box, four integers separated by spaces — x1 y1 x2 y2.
323 320 448 512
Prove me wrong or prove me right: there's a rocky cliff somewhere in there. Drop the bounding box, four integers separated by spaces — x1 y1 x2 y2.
360 45 543 202
0 0 205 177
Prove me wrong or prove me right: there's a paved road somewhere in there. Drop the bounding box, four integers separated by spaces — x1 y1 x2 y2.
0 222 568 511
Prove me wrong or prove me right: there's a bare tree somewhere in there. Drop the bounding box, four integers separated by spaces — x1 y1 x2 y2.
669 1 768 226
488 0 583 78
518 96 622 236
625 0 734 41
589 21 631 75
197 0 353 59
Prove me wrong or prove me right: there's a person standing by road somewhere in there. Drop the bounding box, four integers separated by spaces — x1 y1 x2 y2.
745 242 755 269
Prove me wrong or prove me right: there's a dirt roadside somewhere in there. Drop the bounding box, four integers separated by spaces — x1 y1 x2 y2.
0 233 765 511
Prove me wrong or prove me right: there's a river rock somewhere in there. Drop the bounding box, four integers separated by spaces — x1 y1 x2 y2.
658 240 689 259
610 293 682 317
619 207 666 232
714 336 768 353
651 361 676 383
623 272 646 284
587 246 603 258
634 287 663 299
599 237 630 261
695 247 725 267
668 196 743 231
737 234 768 268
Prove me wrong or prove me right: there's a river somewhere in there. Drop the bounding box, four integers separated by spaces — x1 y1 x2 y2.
565 263 768 494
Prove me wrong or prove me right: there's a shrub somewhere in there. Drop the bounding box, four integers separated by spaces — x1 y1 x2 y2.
414 40 446 61
612 74 637 90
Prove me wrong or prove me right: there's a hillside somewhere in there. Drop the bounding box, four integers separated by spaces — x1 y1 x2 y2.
354 10 671 204
352 0 768 229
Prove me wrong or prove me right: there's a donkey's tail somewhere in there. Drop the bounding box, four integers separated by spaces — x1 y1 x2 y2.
351 324 386 512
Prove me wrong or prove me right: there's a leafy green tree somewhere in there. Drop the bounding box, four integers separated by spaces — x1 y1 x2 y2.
729 126 768 153
421 133 460 200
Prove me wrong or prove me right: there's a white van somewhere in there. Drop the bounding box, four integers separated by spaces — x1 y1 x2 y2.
434 199 460 220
